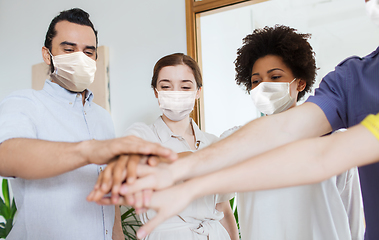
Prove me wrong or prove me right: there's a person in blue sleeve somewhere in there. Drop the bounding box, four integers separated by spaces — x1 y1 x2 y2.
0 8 176 240
87 1 379 239
225 25 364 240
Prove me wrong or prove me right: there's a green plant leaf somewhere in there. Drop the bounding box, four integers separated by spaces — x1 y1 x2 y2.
121 207 141 240
0 180 16 239
2 179 10 208
121 207 135 220
0 197 10 219
0 197 6 213
4 219 13 236
0 226 6 238
10 198 17 218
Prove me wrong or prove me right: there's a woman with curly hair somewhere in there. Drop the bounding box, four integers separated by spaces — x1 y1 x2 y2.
231 25 364 240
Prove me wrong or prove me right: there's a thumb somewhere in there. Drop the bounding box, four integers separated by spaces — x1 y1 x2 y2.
136 212 168 239
136 164 155 177
147 156 158 166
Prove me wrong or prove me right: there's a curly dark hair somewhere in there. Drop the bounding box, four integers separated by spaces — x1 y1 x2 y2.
234 25 317 101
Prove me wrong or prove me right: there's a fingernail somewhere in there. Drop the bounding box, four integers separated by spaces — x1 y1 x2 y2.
101 183 108 191
120 185 128 194
127 177 135 184
137 229 146 239
87 191 94 200
112 185 120 194
86 195 92 201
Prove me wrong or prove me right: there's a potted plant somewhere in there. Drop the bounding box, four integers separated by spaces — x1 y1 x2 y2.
121 206 141 240
0 179 16 239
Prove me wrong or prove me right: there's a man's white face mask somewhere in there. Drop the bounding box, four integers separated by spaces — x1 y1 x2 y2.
156 90 197 121
250 78 296 115
366 0 379 27
49 51 97 92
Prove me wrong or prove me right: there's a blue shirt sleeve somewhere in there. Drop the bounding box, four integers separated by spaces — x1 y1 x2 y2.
307 61 351 131
307 47 379 130
0 91 38 143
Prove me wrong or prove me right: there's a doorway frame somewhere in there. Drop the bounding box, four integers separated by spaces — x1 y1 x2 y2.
185 0 267 128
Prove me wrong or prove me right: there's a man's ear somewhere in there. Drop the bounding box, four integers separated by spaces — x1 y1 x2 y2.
42 47 51 65
297 79 306 92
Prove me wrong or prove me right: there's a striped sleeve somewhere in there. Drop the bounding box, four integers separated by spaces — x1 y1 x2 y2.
361 113 379 140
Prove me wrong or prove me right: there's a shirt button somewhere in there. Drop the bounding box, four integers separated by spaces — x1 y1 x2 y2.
106 230 108 234
100 167 103 171
84 111 87 115
69 102 72 105
77 93 81 98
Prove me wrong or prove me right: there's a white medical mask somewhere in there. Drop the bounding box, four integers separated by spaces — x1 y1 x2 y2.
251 78 297 115
366 0 379 27
156 90 197 121
49 51 97 92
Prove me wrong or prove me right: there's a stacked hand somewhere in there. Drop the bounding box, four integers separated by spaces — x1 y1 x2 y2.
87 151 194 239
87 155 175 205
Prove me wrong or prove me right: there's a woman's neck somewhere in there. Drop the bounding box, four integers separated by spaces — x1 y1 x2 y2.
161 114 193 137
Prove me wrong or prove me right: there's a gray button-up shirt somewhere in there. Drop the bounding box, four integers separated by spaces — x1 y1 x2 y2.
0 80 115 240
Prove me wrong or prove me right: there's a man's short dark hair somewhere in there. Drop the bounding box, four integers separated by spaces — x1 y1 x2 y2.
44 8 98 51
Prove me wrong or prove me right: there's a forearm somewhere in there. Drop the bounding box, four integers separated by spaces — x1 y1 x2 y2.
171 102 331 182
0 135 176 180
216 202 239 240
136 125 377 238
187 124 379 199
0 138 89 179
112 206 124 240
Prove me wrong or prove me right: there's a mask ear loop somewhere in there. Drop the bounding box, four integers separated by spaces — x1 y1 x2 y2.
287 78 297 101
47 49 57 74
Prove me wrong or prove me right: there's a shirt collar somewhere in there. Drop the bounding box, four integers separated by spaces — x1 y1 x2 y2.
190 118 206 146
153 116 174 143
153 116 206 146
42 80 94 107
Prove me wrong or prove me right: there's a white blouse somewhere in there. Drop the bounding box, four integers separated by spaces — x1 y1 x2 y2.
125 117 234 240
221 126 364 240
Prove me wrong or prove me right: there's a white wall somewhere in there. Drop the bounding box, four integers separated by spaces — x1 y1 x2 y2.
0 0 186 215
0 0 187 136
199 0 379 136
200 6 260 136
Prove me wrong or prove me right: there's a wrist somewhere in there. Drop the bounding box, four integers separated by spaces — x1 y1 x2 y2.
180 177 201 201
169 157 193 183
77 140 93 165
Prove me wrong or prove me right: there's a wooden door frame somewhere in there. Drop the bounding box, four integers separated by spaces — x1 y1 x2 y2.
186 0 258 129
